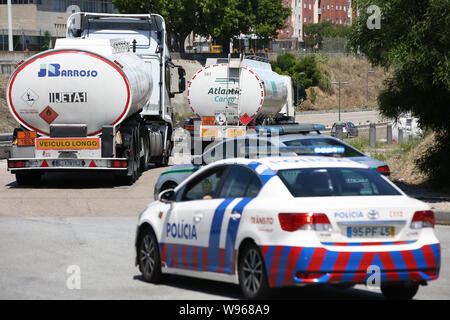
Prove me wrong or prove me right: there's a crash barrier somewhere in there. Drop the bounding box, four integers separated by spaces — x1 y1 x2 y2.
0 133 13 159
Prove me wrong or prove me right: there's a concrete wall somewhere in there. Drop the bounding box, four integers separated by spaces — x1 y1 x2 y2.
0 4 70 37
0 5 38 32
0 51 36 75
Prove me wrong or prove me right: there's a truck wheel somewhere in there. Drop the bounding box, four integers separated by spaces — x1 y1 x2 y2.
140 135 150 172
137 228 163 283
381 281 419 300
117 143 138 186
15 172 41 186
238 242 270 299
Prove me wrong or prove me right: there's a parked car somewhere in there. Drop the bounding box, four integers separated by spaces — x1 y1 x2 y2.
331 121 359 138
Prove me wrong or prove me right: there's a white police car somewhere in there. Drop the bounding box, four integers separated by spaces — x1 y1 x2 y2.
136 156 440 299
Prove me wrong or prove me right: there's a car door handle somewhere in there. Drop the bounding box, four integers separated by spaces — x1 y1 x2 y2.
230 213 241 220
193 214 203 223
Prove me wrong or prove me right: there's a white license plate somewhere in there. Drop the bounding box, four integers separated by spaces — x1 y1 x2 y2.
54 160 84 167
347 226 394 238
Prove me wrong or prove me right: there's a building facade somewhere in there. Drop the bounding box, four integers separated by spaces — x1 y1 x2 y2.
0 0 114 51
275 0 353 50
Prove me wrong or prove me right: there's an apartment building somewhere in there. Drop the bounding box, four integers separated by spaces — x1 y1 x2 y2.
275 0 353 50
0 0 114 50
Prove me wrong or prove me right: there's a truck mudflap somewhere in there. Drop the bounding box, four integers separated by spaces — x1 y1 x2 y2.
7 158 128 171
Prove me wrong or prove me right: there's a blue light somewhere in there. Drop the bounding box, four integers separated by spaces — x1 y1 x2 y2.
313 146 345 154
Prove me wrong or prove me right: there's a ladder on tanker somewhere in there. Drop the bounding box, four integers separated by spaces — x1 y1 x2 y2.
225 54 242 126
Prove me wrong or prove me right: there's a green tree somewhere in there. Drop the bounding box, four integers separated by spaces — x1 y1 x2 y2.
113 0 290 53
304 21 351 51
112 0 200 52
348 0 450 186
40 31 51 51
196 0 290 53
271 52 323 89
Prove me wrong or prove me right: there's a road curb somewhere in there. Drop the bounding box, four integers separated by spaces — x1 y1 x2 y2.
435 210 450 225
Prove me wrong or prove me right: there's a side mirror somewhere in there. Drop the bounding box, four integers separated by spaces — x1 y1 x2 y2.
158 189 176 203
178 67 186 77
178 76 186 93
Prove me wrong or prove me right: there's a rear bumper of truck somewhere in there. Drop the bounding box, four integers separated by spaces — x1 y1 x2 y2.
7 157 128 172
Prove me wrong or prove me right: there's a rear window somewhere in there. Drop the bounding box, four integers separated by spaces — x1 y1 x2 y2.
283 138 364 157
277 167 401 197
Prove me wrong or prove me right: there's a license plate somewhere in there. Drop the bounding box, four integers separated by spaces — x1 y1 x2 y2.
55 160 84 167
347 226 395 238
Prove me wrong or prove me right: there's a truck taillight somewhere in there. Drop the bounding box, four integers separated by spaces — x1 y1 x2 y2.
278 213 332 232
377 165 390 176
110 160 127 168
411 210 435 229
8 160 26 168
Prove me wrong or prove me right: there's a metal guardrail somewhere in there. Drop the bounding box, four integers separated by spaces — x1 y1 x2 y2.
0 133 12 160
0 133 13 142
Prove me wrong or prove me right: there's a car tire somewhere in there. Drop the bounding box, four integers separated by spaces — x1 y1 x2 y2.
137 228 163 283
238 242 270 299
380 281 419 300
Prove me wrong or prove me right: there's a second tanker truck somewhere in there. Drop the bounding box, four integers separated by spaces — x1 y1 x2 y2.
184 55 297 153
6 12 186 185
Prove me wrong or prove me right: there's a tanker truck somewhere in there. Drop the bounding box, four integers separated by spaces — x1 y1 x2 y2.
6 12 186 185
184 55 296 153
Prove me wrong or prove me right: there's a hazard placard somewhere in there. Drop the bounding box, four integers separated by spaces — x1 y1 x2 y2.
39 106 59 124
240 113 252 126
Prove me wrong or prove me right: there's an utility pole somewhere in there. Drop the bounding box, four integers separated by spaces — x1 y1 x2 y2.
7 0 13 51
366 70 375 107
332 81 349 121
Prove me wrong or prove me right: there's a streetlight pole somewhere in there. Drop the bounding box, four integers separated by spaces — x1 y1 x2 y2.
7 0 13 51
332 81 349 121
366 70 375 107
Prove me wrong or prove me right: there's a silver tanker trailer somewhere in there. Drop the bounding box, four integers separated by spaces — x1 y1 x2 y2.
6 12 186 185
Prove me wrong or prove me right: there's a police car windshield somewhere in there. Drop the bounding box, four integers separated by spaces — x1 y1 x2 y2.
277 167 401 197
283 138 364 157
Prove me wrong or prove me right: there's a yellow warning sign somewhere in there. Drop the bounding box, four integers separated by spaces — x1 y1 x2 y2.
201 128 219 138
36 138 100 150
227 128 246 138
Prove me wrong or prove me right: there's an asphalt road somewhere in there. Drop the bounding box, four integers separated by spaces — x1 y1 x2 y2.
295 109 388 128
0 159 449 300
0 216 448 300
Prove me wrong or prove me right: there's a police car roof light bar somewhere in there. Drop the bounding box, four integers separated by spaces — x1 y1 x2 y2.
255 124 326 136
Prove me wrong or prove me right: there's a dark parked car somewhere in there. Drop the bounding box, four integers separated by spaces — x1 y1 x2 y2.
331 121 359 138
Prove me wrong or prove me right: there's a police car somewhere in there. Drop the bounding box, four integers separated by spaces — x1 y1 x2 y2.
136 156 440 299
154 124 390 199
